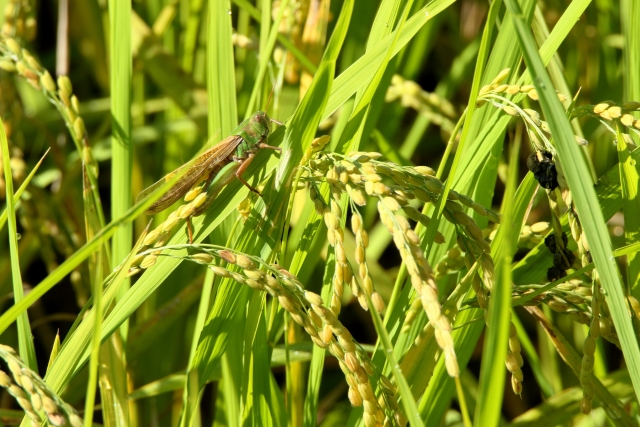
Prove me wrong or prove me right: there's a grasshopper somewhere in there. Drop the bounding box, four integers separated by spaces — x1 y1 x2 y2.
137 111 282 242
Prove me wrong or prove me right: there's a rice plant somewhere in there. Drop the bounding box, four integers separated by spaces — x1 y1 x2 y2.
1 0 639 426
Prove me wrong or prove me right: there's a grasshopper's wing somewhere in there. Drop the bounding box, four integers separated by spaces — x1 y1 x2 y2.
137 135 243 214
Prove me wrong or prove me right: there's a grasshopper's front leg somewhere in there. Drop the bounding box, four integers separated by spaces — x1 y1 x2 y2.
259 142 282 153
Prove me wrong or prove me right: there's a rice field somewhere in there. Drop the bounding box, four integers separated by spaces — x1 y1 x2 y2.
0 0 639 426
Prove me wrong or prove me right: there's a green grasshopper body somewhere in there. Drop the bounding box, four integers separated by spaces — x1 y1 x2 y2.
137 111 281 241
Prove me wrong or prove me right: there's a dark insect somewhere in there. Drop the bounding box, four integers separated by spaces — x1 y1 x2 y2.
527 151 558 190
545 232 574 281
544 233 568 254
547 266 566 282
544 234 557 253
526 150 552 174
565 250 576 268
553 250 576 270
585 251 592 263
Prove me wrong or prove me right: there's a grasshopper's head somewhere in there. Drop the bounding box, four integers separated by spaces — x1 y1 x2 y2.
250 111 272 138
250 111 282 138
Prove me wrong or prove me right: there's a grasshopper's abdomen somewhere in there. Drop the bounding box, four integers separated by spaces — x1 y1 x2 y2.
190 151 242 217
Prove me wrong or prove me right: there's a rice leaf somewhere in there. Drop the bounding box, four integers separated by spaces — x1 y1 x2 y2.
1 117 37 371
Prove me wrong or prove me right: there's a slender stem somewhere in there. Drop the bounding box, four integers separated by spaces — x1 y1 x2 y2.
110 0 133 310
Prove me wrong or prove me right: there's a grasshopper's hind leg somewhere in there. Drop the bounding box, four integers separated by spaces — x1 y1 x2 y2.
235 153 261 196
234 144 281 196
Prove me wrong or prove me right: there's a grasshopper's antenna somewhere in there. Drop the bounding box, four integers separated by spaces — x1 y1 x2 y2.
266 80 282 126
265 80 276 112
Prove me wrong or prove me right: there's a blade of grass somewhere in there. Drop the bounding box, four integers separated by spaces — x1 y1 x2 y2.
474 137 519 427
616 124 640 295
129 373 188 400
268 373 288 427
110 0 133 330
259 0 270 58
241 299 275 426
504 0 640 406
620 0 640 140
1 117 37 371
365 0 401 59
181 0 205 73
240 295 261 424
47 332 61 372
0 148 50 231
519 0 592 86
208 0 237 137
218 301 247 427
336 0 412 168
621 0 640 290
622 0 640 106
345 0 403 154
92 230 149 427
366 290 423 427
82 160 108 426
177 268 215 426
98 334 129 426
83 248 103 427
